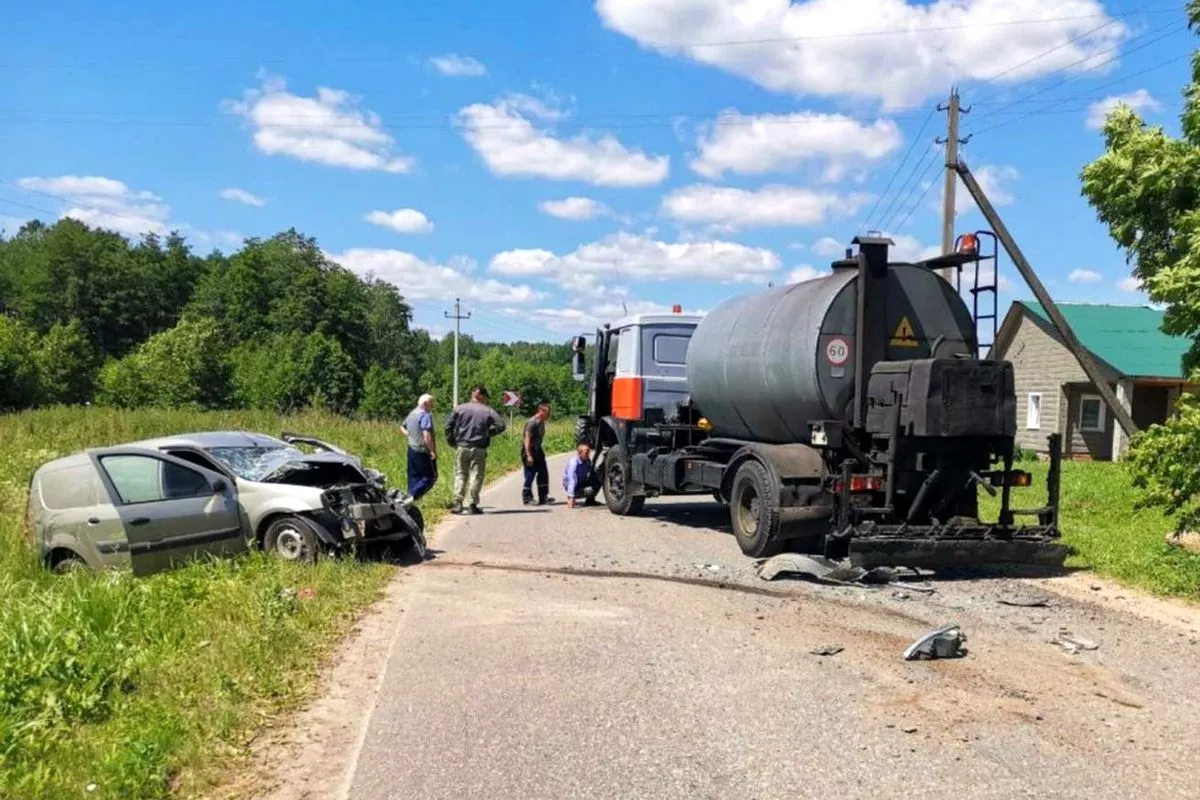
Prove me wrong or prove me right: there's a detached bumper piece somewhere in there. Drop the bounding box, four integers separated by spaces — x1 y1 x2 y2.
842 521 1067 569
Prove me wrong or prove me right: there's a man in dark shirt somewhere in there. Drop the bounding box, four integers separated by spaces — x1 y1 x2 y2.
522 401 553 505
444 385 507 514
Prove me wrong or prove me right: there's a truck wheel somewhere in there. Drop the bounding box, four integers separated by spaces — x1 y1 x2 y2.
573 415 593 446
263 515 320 564
603 444 645 516
729 461 783 558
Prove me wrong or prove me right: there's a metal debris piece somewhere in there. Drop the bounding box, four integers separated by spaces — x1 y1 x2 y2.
903 623 967 661
810 644 844 656
756 553 865 583
893 582 936 594
1054 633 1099 654
999 597 1050 607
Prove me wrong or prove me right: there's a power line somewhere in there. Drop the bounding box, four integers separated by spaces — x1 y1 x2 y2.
967 18 1190 128
874 144 939 234
0 10 1181 71
859 107 935 234
966 0 1175 105
891 147 946 234
970 48 1194 137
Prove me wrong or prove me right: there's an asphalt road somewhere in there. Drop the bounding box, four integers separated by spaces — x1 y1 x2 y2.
346 454 1200 800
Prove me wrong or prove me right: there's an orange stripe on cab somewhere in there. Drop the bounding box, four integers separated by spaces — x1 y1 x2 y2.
611 376 644 420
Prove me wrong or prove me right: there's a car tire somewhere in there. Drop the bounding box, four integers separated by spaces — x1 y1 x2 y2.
263 515 320 564
729 460 783 558
51 554 87 575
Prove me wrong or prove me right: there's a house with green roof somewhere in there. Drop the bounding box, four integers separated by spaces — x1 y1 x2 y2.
990 301 1196 461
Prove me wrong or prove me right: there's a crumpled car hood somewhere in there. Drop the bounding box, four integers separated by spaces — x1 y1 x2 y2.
258 452 370 486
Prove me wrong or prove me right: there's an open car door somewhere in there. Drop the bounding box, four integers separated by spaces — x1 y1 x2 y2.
87 446 249 576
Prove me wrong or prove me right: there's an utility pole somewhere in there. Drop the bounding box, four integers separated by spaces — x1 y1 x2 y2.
444 297 471 407
936 88 972 279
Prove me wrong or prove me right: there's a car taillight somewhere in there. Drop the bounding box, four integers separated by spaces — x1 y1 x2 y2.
835 475 883 493
988 470 1032 487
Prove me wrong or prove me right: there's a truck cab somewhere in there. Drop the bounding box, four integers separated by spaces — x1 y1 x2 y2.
570 307 704 509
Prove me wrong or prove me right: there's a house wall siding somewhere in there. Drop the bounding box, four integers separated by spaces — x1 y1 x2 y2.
1002 313 1094 453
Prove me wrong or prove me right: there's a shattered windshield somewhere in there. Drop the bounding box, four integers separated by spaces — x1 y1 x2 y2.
207 445 311 481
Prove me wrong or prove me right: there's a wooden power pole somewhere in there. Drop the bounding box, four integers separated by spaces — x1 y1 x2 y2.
936 88 971 279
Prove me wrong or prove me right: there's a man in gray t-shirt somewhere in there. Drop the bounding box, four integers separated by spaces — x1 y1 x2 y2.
400 393 437 501
522 401 553 505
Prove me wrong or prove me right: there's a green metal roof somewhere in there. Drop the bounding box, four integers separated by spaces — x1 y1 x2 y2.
1020 301 1190 379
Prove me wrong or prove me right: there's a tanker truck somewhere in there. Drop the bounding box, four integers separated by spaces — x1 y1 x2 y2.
568 234 1066 569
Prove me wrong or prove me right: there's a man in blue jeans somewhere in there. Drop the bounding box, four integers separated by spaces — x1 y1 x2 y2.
522 401 553 505
401 393 437 502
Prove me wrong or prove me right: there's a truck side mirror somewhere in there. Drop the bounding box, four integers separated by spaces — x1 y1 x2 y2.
571 335 587 352
571 351 586 382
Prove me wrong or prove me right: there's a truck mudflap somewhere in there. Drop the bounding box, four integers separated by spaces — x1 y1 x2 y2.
839 521 1067 569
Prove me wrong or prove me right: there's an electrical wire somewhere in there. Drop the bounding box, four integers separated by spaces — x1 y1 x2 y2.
873 144 939 234
890 150 945 234
859 107 936 234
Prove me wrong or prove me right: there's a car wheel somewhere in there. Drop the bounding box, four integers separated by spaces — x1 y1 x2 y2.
263 516 320 564
51 554 87 575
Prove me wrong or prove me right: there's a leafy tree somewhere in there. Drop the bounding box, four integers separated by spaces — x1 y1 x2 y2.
231 331 361 415
97 318 231 409
1080 0 1200 530
0 315 39 411
359 364 415 421
35 319 99 405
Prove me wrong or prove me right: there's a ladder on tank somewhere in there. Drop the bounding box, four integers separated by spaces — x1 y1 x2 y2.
953 230 999 359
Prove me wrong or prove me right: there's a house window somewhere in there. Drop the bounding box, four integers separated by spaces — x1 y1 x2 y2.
1079 394 1105 433
1026 393 1042 430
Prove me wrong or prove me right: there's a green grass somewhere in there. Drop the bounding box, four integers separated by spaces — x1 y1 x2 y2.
982 459 1200 599
0 406 573 799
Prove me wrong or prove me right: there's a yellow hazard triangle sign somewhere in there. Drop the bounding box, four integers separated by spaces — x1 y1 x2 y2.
889 316 920 347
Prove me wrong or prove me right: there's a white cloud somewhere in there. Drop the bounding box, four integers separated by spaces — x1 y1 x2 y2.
365 208 434 234
786 265 830 283
811 236 845 257
596 0 1128 110
219 187 266 207
690 110 901 180
490 232 781 296
955 164 1019 216
428 54 488 77
1086 89 1161 130
330 248 543 305
224 74 415 173
456 93 670 186
660 184 869 230
1068 268 1103 284
885 233 942 262
17 174 171 237
1118 275 1143 293
539 196 608 220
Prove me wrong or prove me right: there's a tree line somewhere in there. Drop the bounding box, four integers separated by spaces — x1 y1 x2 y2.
0 218 586 419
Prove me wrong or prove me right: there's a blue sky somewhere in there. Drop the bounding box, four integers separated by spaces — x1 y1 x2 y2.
0 0 1194 344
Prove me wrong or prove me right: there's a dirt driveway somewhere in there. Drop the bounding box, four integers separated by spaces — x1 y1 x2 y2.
236 455 1200 800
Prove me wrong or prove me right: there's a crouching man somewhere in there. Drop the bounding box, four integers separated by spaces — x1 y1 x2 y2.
563 443 599 508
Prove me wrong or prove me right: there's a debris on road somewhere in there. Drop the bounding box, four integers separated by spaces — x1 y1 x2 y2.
998 591 1052 608
1053 632 1099 655
810 644 844 657
755 554 935 595
903 623 967 661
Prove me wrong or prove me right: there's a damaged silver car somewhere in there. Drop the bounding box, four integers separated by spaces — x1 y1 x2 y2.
27 430 427 576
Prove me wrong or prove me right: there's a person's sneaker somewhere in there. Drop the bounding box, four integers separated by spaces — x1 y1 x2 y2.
468 505 483 515
522 496 533 505
449 500 463 514
537 496 556 505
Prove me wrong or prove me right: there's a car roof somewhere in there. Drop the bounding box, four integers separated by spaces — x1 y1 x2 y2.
121 430 289 450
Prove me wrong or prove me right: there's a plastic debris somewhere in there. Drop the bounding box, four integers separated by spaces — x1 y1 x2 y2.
903 623 967 660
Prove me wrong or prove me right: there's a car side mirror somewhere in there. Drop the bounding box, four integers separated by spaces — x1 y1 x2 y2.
212 478 228 494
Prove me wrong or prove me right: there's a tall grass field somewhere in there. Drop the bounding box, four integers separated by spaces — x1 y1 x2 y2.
0 406 573 799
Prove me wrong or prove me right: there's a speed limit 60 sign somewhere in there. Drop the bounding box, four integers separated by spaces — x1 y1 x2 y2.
825 337 849 366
